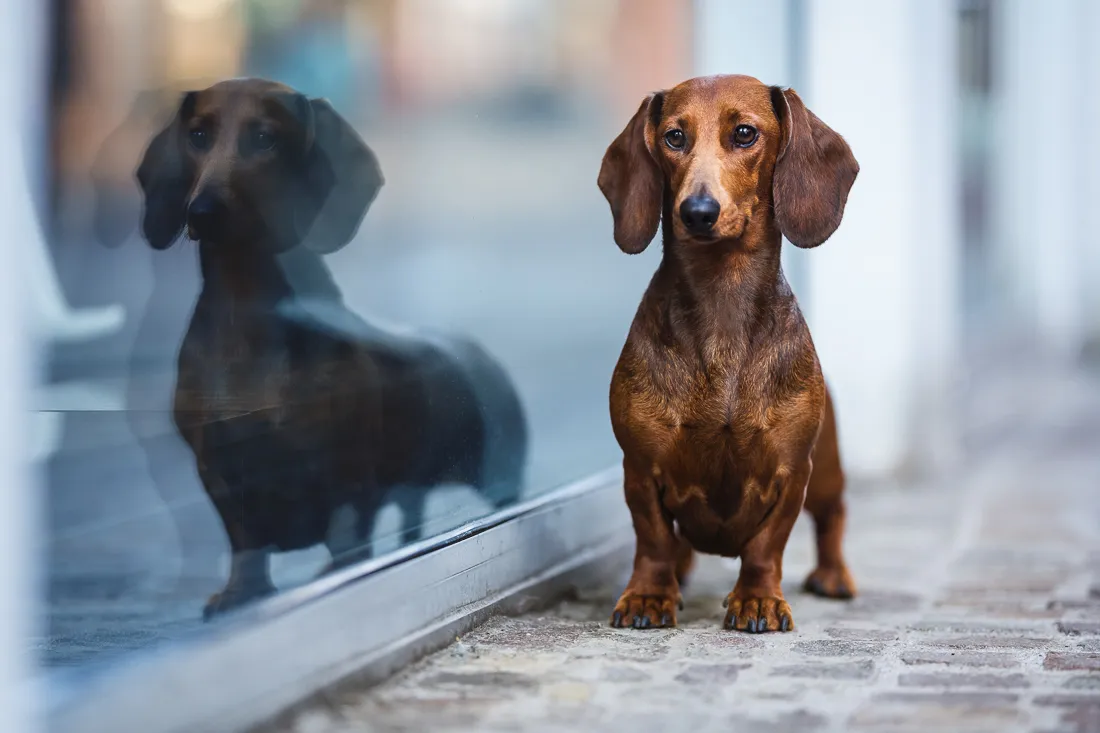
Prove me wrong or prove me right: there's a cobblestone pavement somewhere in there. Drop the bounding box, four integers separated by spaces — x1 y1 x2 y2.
276 360 1100 733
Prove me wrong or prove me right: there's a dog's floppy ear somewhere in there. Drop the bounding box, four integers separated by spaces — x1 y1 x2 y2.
598 92 664 254
135 91 196 250
770 87 859 249
297 98 384 254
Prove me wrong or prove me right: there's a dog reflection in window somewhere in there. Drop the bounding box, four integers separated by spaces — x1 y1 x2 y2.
134 78 527 620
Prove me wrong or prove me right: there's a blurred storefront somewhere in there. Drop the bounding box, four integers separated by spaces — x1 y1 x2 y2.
52 0 692 195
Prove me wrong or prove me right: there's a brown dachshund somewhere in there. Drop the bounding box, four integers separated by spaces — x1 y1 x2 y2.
135 78 527 619
598 75 859 633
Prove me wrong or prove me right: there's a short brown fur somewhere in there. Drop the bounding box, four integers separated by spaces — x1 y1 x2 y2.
598 75 859 633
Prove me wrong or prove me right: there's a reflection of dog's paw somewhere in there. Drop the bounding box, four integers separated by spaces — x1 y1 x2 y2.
723 594 793 633
202 584 275 622
610 591 680 629
803 564 856 600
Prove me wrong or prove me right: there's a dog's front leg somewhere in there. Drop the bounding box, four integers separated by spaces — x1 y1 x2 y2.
611 462 685 629
200 469 277 621
723 461 811 633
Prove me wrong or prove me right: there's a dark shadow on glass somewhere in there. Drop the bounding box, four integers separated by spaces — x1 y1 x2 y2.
105 78 527 621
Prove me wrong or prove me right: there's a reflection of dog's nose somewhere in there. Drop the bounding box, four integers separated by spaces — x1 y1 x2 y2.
680 196 720 234
187 191 228 241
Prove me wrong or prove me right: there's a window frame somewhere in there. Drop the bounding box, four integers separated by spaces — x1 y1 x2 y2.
47 467 629 733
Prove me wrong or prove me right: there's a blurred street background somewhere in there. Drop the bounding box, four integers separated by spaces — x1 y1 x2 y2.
24 0 1100 683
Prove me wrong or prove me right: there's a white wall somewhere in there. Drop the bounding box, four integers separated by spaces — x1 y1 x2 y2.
1079 0 1100 346
0 0 44 728
990 0 1091 357
795 0 960 477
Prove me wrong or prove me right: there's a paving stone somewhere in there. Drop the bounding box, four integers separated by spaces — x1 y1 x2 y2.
876 692 1022 704
1034 695 1100 708
771 659 875 680
1038 706 1100 733
848 692 1024 732
825 627 899 641
899 650 1019 668
421 671 539 690
928 635 1053 650
792 639 886 657
842 590 923 614
909 621 1049 635
1032 694 1100 733
1065 676 1100 690
601 666 651 683
1045 653 1100 672
672 662 748 684
1049 600 1100 611
931 600 1063 619
1060 621 1100 636
945 578 1061 594
735 710 829 732
897 671 1031 688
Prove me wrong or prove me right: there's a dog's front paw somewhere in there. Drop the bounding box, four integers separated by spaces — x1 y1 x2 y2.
723 594 793 633
202 583 275 622
803 564 856 600
610 590 680 629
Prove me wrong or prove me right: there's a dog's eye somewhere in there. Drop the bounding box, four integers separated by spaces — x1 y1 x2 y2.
733 125 758 148
664 129 685 151
253 129 277 152
189 128 211 151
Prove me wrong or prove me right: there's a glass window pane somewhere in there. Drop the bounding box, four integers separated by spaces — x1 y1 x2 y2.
41 0 691 671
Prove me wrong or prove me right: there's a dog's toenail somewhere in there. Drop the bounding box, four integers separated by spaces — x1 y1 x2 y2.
612 612 623 626
758 618 768 632
746 618 757 633
661 614 672 627
780 615 791 632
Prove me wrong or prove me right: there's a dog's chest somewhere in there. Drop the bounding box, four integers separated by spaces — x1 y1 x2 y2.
175 312 299 428
614 350 783 552
617 345 774 459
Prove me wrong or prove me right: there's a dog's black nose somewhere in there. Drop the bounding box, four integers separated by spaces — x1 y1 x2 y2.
187 191 228 241
680 196 720 234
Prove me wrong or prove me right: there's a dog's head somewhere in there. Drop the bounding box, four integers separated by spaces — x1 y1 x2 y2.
598 74 858 253
136 78 383 254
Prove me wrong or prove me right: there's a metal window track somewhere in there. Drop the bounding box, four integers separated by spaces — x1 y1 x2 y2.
47 466 630 733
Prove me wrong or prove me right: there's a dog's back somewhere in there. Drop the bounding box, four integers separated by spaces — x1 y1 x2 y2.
279 295 528 505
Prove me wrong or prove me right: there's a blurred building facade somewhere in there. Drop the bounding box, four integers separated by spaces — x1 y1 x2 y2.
53 0 692 190
39 0 1100 481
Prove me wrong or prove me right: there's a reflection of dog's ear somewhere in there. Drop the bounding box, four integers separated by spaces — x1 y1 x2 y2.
135 91 197 250
90 90 160 248
296 98 384 254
